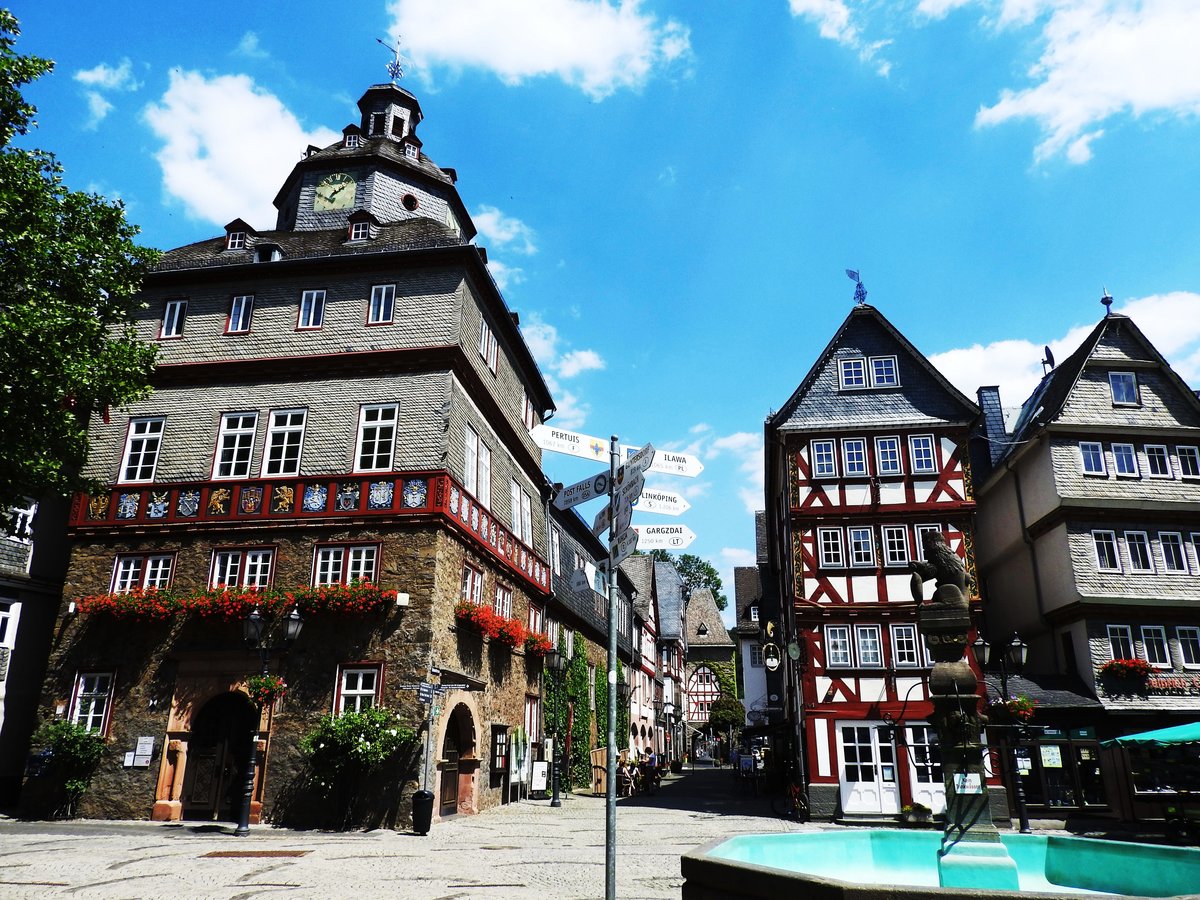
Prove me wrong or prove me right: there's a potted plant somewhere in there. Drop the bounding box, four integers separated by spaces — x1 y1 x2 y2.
494 616 526 649
1098 658 1152 680
525 632 554 657
246 673 287 708
901 802 933 825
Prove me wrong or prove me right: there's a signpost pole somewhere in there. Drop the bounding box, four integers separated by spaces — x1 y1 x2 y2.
605 434 619 900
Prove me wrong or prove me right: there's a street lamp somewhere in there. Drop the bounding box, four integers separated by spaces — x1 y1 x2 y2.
973 632 1031 834
235 605 303 836
546 648 566 809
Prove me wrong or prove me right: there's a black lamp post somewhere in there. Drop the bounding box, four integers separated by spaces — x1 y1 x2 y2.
974 632 1031 834
546 648 566 808
235 606 303 836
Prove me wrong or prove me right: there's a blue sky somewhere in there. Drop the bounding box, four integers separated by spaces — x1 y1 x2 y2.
15 1 1200 624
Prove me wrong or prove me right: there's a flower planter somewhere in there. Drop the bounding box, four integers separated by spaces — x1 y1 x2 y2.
525 633 554 657
246 674 287 708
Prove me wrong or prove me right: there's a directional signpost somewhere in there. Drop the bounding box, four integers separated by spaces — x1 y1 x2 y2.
569 568 590 593
602 526 639 570
632 523 697 550
633 488 690 516
553 471 610 510
531 425 610 463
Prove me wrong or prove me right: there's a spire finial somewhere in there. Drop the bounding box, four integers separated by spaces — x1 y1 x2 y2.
377 36 405 84
846 268 867 306
1101 286 1113 317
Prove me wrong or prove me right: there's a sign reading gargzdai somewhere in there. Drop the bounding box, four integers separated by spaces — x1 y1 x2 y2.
634 488 690 516
553 471 610 510
533 425 609 463
633 523 696 550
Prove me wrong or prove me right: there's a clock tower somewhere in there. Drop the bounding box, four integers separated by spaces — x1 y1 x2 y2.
273 83 475 240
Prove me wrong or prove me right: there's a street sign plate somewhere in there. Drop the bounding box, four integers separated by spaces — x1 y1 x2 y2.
603 527 639 569
617 471 644 505
532 425 609 462
633 523 696 550
621 442 655 477
633 488 690 516
570 568 591 593
613 498 633 535
645 450 703 478
553 471 610 510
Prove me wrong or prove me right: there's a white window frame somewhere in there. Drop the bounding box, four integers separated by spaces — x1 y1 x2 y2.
161 299 187 339
909 434 937 474
1107 624 1134 661
0 598 16 648
213 412 258 479
344 133 361 149
298 289 326 329
1141 625 1170 668
1112 443 1139 478
522 392 538 430
882 525 909 566
914 524 943 562
818 528 844 568
856 625 883 668
119 417 165 483
1145 444 1172 478
1178 626 1200 669
875 436 903 476
355 404 398 472
749 605 759 622
1109 371 1139 406
521 491 532 544
463 426 479 496
313 544 378 586
349 221 370 241
70 672 114 734
549 526 561 575
112 554 173 593
848 526 874 567
227 294 254 334
1178 446 1200 478
1079 441 1106 476
1160 532 1187 573
262 409 306 477
826 625 852 668
839 357 867 389
226 231 246 250
460 564 483 605
842 439 868 477
368 284 395 324
1093 530 1121 572
891 624 921 667
478 319 498 373
493 583 513 618
810 440 837 478
870 355 899 387
337 665 381 714
210 548 274 589
527 602 543 635
750 645 764 667
1125 531 1154 572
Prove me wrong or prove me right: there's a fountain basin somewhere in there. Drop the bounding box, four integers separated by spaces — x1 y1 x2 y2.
682 830 1200 899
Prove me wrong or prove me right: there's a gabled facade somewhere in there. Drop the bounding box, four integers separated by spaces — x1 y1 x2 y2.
621 555 662 756
32 81 561 826
765 301 999 822
975 310 1200 821
653 560 687 763
684 587 735 760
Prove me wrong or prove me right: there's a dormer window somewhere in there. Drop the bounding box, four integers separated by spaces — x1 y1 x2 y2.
750 605 759 622
349 221 370 242
404 143 418 160
254 244 282 263
1109 371 1139 406
227 231 246 251
369 112 384 136
344 134 361 149
392 115 405 138
698 623 708 636
839 355 899 389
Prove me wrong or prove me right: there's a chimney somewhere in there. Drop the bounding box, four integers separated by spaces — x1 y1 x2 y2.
977 386 1007 466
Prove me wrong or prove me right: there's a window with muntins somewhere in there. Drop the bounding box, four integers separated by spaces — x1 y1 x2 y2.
843 439 867 476
493 584 512 618
368 284 395 324
1161 533 1187 573
119 418 165 482
211 548 273 589
478 320 498 373
750 645 764 667
839 358 867 389
1107 624 1134 660
71 672 114 734
826 625 852 667
298 289 326 328
355 404 397 471
1178 627 1200 668
1112 443 1139 477
1109 371 1139 406
314 544 378 585
1080 442 1105 475
161 299 187 338
848 526 874 566
464 426 479 496
549 526 561 575
1179 446 1200 478
818 528 844 568
460 565 483 605
750 605 759 622
214 412 258 479
811 440 837 478
226 231 246 250
1145 445 1171 478
1125 531 1153 572
909 435 937 474
875 436 902 475
882 525 908 566
891 624 920 667
1093 530 1121 571
227 295 254 333
1141 625 1170 667
262 409 306 477
856 625 883 667
914 524 943 562
112 554 173 592
337 665 380 713
870 356 899 387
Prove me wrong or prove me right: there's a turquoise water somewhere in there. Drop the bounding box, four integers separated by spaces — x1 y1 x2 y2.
708 831 1200 897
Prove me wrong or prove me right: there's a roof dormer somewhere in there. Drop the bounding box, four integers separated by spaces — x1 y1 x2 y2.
345 209 381 243
342 125 363 150
223 218 256 251
400 133 423 161
357 83 423 143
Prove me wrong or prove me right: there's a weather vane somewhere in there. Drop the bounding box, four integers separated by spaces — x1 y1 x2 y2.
1101 286 1113 317
377 36 405 83
846 269 868 306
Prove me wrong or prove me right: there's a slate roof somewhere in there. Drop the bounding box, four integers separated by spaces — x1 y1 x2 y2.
685 588 734 647
654 561 685 642
733 566 764 636
154 218 466 272
621 555 655 620
982 673 1101 710
754 510 767 564
771 304 978 432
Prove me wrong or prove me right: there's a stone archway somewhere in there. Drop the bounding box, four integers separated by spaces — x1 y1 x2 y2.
179 691 258 822
437 702 479 817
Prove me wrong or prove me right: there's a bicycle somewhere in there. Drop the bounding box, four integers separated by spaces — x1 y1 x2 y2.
770 777 809 822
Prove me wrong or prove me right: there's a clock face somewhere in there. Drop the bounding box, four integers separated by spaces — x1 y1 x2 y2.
313 172 356 211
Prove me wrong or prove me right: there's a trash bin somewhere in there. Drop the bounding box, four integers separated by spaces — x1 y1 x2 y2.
411 790 434 835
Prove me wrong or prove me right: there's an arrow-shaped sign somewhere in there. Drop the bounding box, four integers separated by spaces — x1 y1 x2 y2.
533 425 609 463
622 442 655 478
553 471 610 510
634 488 690 516
617 471 645 505
601 528 639 570
633 523 697 550
569 568 591 593
643 450 704 478
591 496 633 538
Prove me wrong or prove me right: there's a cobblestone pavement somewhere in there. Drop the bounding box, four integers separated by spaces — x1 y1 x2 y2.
0 767 830 900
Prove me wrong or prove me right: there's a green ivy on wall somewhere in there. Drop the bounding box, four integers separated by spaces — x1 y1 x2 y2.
567 633 591 790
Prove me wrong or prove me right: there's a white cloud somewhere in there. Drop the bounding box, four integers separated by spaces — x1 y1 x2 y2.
691 429 765 515
788 0 892 75
930 291 1200 410
74 58 139 91
916 0 974 16
388 0 691 99
82 92 113 130
557 349 606 378
236 32 269 59
474 205 538 254
973 1 1200 163
486 259 525 290
143 71 340 228
519 314 606 427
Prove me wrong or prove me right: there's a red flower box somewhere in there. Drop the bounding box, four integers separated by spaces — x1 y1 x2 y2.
1099 658 1153 679
525 632 554 657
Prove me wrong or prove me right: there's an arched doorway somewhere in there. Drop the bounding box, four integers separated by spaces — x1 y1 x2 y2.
181 692 258 821
439 703 477 817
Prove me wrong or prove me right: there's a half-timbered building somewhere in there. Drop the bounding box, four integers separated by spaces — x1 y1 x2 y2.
765 300 1002 822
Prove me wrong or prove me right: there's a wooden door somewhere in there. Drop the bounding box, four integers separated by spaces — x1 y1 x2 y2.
181 693 256 821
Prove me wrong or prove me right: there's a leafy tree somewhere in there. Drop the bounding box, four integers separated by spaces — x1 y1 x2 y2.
647 550 728 610
708 694 746 736
0 10 158 510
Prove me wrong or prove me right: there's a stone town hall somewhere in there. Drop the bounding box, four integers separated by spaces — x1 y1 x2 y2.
37 81 566 824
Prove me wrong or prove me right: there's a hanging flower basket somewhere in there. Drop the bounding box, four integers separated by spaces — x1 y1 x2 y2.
992 693 1038 723
246 674 287 708
1099 658 1152 680
525 632 554 657
494 617 526 649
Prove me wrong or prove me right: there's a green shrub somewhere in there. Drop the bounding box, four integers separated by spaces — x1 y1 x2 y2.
300 707 416 780
28 720 106 818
